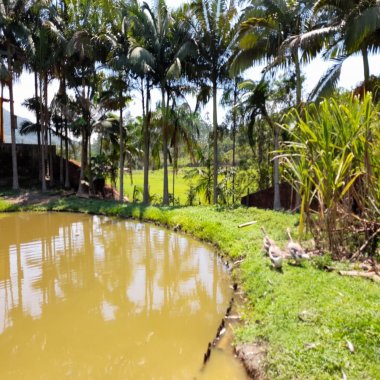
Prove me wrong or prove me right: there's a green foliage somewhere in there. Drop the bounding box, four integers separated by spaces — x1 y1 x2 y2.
0 200 18 212
280 92 380 257
90 153 115 180
312 252 333 270
185 184 197 206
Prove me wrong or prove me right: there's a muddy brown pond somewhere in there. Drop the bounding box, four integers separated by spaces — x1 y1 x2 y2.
0 212 248 379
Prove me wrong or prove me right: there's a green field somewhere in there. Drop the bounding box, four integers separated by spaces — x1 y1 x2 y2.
120 168 200 205
121 168 214 206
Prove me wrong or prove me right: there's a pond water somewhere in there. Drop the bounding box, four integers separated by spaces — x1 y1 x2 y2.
0 212 247 379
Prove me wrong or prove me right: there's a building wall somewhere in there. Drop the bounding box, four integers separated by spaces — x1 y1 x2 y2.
0 143 56 187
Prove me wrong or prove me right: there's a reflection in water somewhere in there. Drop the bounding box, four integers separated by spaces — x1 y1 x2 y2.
0 212 246 379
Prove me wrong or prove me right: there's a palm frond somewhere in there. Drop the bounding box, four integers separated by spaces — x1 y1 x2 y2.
128 46 155 73
345 6 380 52
240 17 276 33
308 57 345 102
166 57 181 79
19 121 40 135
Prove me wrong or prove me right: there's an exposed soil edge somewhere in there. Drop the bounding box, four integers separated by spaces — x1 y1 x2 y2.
235 342 267 379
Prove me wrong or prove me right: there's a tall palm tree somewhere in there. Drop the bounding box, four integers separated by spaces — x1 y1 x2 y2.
190 0 239 204
24 0 66 190
99 76 131 201
103 0 150 201
132 0 194 205
66 0 108 194
239 79 282 210
221 76 244 202
50 0 73 189
128 0 156 204
168 102 201 204
231 1 319 210
0 0 35 190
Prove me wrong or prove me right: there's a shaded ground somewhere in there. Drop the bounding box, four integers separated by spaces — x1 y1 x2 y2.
1 190 64 207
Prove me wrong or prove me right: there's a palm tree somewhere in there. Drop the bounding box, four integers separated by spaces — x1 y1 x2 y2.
128 0 156 204
65 0 111 194
169 102 201 204
232 0 317 106
101 1 137 201
239 79 282 210
221 76 244 202
308 0 380 100
24 0 65 190
99 77 131 201
190 0 239 204
0 0 35 190
132 0 194 205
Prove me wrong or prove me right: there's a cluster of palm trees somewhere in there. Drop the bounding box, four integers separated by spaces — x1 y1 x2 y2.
1 0 379 206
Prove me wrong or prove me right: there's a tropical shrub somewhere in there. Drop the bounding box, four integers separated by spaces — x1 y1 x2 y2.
280 92 380 258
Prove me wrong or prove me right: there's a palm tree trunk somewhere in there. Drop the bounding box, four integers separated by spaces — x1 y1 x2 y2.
45 75 53 187
0 83 4 144
59 110 64 186
88 131 92 192
143 79 150 204
78 73 88 194
212 78 218 204
63 75 70 189
49 128 53 186
59 130 64 185
39 73 47 192
273 124 281 211
64 120 70 188
264 114 281 210
34 72 42 181
162 86 169 205
7 43 19 190
293 50 303 210
119 94 124 202
232 79 238 204
172 165 175 206
362 47 370 83
293 50 302 106
78 127 87 194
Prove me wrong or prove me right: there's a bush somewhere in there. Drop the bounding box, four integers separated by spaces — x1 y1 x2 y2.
280 92 380 258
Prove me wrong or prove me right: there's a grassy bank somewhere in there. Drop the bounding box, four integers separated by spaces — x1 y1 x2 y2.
1 196 379 379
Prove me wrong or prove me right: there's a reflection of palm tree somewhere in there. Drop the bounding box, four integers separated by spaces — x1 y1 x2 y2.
15 222 23 313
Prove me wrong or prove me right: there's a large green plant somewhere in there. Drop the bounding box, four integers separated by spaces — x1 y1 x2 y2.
280 92 380 257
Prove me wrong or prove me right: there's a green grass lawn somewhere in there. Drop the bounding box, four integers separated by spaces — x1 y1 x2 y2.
1 196 379 379
119 168 194 205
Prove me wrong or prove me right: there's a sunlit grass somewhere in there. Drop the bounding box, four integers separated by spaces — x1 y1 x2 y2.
0 199 17 212
120 168 192 204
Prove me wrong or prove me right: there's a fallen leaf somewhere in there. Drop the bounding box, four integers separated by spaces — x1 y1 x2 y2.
346 339 355 353
304 342 318 350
